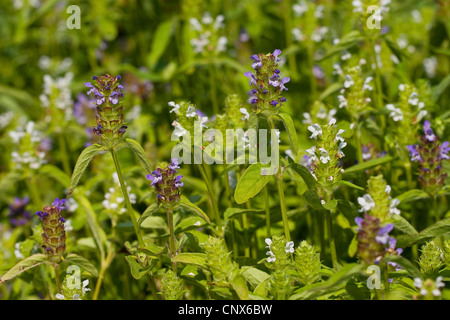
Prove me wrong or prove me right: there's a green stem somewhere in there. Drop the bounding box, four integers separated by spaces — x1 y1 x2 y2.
282 0 298 80
369 36 385 134
383 263 390 299
166 207 177 273
354 121 364 164
267 116 290 242
110 149 144 247
264 186 271 239
54 264 61 294
198 163 221 228
325 212 339 270
26 175 42 211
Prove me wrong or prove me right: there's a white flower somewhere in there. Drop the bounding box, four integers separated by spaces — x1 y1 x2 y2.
408 92 419 106
187 272 196 277
214 15 225 30
389 199 401 215
338 95 347 109
216 36 228 52
319 147 330 164
82 279 91 295
172 121 187 137
293 1 309 17
423 56 437 78
363 77 373 91
344 75 354 88
292 28 306 42
189 18 202 31
194 221 202 226
240 108 250 121
386 104 403 122
186 106 197 118
398 84 405 91
266 251 276 263
358 194 375 212
311 26 328 42
341 51 352 61
335 129 345 142
14 243 24 259
55 293 65 300
308 124 322 140
385 185 391 194
285 241 295 253
265 238 272 248
168 101 180 114
302 112 312 124
413 278 423 288
201 12 213 24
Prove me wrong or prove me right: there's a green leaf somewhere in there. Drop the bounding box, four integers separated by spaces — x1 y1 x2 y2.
140 216 167 230
384 256 422 279
77 195 106 261
384 36 408 62
124 138 153 174
0 254 48 284
348 235 358 257
68 144 105 196
147 19 174 70
234 163 273 204
289 263 363 300
223 208 264 224
230 274 249 300
391 215 419 237
395 189 429 203
172 253 207 269
287 159 317 190
316 31 364 62
322 199 338 211
177 196 211 224
241 267 270 289
319 82 343 101
303 189 324 210
277 113 298 155
343 156 393 176
417 217 450 243
337 199 359 224
125 255 151 280
335 180 365 191
138 203 160 226
64 254 99 278
39 164 71 187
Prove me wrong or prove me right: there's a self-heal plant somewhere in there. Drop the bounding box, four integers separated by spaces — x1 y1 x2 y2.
244 49 289 117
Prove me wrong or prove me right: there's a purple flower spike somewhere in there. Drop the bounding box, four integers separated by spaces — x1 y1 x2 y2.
440 141 450 160
355 217 363 228
423 121 436 142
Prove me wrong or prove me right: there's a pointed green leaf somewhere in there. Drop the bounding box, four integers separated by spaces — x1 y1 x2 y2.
343 156 393 175
147 19 174 70
234 163 273 204
125 255 151 280
178 196 211 224
68 144 105 196
172 253 207 269
287 158 317 189
336 180 364 191
277 113 298 155
0 254 48 284
303 189 324 210
322 199 338 211
392 215 419 237
230 274 249 300
395 189 429 203
64 253 99 278
124 138 153 174
138 203 160 226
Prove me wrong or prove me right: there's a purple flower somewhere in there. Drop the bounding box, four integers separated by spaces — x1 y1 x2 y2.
52 198 66 211
251 98 258 104
84 82 97 95
272 49 281 61
146 170 162 186
407 144 422 162
355 217 364 228
109 91 121 105
93 124 104 136
94 92 106 105
279 77 290 92
280 97 287 102
244 72 257 86
118 125 127 134
9 197 31 226
174 175 184 188
250 54 262 70
35 211 48 221
423 121 436 142
270 100 279 107
169 158 180 174
375 223 394 245
440 141 450 160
